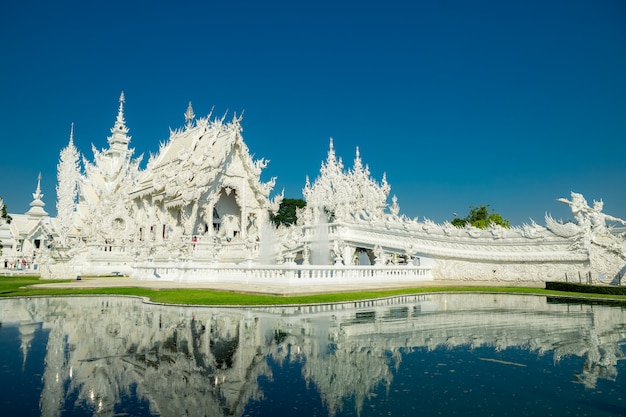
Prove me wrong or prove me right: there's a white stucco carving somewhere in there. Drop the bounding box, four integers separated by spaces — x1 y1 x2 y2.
55 124 80 247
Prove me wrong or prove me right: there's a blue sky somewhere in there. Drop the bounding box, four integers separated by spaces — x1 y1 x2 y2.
1 0 624 226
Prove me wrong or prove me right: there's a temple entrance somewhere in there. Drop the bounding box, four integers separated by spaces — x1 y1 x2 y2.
213 188 241 241
357 248 375 265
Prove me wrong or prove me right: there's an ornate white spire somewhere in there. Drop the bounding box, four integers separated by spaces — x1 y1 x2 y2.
303 140 392 223
116 91 127 128
33 172 43 201
69 122 75 145
107 91 131 153
328 137 336 162
26 173 48 217
353 146 363 173
56 125 81 243
184 101 195 129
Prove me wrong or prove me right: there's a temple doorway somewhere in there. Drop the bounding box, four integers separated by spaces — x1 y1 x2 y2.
213 188 241 241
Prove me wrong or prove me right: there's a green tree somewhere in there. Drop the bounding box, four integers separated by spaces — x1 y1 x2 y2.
270 198 306 226
451 205 510 229
1 200 11 224
0 198 11 256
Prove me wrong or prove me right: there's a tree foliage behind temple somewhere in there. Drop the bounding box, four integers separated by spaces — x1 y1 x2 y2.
271 198 306 226
451 205 510 229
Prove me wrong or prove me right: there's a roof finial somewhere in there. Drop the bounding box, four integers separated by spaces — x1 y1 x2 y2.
184 101 195 129
116 91 126 126
108 91 130 149
34 172 43 200
26 173 48 217
327 137 336 162
353 146 363 172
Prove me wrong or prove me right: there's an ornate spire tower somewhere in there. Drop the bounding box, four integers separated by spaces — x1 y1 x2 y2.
78 92 142 241
56 124 81 243
302 140 392 224
26 173 48 218
106 92 131 157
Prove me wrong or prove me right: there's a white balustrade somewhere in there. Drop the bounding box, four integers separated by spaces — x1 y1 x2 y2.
132 262 433 285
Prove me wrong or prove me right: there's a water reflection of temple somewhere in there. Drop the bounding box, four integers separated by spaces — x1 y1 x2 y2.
1 294 625 417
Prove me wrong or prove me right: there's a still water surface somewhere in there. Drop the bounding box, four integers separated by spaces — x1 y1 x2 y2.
0 294 625 417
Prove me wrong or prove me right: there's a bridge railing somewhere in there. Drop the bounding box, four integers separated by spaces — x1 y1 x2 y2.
131 262 433 285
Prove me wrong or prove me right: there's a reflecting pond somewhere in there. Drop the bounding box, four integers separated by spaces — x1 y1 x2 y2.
1 294 625 417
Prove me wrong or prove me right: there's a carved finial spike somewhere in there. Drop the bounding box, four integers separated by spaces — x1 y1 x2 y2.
108 91 131 145
327 137 337 163
353 146 362 171
33 173 43 200
185 101 195 128
116 91 126 126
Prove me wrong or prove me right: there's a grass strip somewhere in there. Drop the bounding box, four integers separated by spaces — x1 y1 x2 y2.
1 276 625 306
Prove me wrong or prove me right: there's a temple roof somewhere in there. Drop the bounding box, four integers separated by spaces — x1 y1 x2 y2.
130 108 275 205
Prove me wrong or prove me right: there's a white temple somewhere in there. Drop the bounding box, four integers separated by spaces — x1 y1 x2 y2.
1 93 625 284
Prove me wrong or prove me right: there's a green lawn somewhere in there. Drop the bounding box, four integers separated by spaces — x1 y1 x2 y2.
1 276 625 306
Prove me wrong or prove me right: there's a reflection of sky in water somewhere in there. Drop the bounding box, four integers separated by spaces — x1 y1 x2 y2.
246 346 626 417
0 295 625 417
0 324 46 416
0 325 154 416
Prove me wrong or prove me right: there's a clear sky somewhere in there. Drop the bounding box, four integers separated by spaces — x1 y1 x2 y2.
1 0 624 226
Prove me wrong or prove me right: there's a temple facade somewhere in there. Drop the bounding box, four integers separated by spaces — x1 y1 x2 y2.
0 175 55 270
1 93 625 284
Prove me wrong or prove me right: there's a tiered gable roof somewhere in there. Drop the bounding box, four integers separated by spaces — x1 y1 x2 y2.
130 104 277 210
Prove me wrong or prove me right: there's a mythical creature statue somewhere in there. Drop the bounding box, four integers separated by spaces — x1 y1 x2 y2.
589 200 626 232
558 192 626 234
556 192 626 261
557 192 590 227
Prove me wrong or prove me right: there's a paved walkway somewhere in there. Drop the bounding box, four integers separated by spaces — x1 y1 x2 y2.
30 277 545 296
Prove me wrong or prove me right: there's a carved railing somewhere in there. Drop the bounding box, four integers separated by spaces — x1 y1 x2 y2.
131 262 433 285
87 243 132 253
